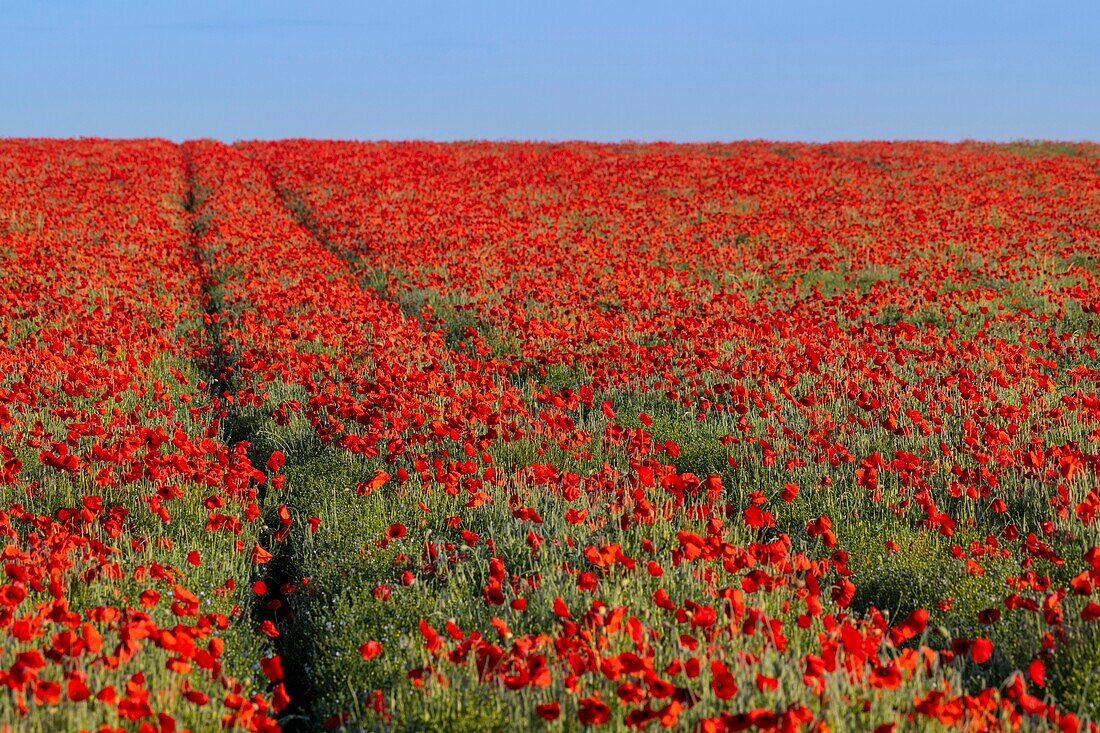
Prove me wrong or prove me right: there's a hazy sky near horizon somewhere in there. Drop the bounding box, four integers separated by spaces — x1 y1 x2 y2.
2 1 1098 142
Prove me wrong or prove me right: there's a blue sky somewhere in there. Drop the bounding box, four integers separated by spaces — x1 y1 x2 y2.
2 1 1098 141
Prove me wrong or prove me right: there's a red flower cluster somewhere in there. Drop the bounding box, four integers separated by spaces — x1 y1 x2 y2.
241 140 1099 731
0 140 278 730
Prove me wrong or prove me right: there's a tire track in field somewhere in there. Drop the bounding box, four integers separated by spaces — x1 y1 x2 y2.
183 141 455 731
182 144 311 731
250 162 513 370
223 149 410 731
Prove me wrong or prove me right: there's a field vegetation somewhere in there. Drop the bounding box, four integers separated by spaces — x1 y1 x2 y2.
0 139 1098 731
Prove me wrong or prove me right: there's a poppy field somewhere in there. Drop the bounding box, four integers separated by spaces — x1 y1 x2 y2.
1 138 1099 732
